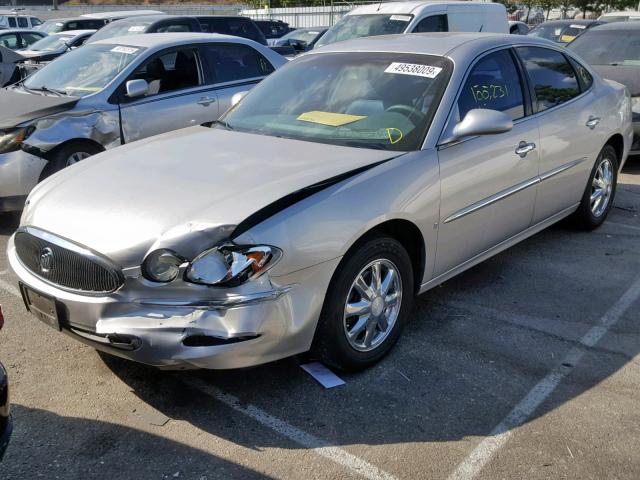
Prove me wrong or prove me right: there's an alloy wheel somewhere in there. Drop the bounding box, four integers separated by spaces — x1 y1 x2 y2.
343 258 402 352
590 157 613 217
66 151 91 167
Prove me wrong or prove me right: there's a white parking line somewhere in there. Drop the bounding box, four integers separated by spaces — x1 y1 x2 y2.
447 274 640 480
605 221 640 232
0 277 397 480
186 378 398 480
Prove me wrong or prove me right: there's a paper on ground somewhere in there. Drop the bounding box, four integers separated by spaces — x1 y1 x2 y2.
301 362 345 388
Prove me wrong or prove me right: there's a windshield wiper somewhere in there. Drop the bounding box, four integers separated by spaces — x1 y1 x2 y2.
211 119 235 131
344 140 390 150
23 85 67 97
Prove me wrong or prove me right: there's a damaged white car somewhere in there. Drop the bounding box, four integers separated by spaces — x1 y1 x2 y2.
0 32 286 212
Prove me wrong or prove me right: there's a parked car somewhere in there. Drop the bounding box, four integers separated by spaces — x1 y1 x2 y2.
0 45 25 86
0 29 45 50
0 32 286 212
528 19 601 43
87 15 201 44
255 19 290 39
598 11 640 23
316 1 508 48
80 10 165 24
19 30 96 63
270 27 328 51
509 20 529 34
196 16 268 45
36 17 107 35
568 22 640 154
0 305 11 461
0 10 41 30
9 33 632 372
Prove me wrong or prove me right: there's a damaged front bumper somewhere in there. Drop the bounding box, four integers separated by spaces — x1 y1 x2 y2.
8 235 339 370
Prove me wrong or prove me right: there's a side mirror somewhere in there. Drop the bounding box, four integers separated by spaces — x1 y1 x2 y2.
451 109 513 141
290 39 308 51
231 91 248 107
125 79 148 99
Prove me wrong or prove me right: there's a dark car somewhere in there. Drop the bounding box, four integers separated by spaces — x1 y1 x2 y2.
255 19 290 39
568 21 640 154
35 17 107 34
528 19 602 43
0 305 11 461
195 16 267 45
87 15 201 44
271 27 328 52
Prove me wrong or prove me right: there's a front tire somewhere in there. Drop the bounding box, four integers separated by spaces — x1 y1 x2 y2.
312 235 414 372
572 144 618 230
39 141 103 181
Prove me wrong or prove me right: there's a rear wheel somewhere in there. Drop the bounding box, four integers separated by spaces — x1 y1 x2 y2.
312 236 414 371
39 141 103 181
571 144 618 230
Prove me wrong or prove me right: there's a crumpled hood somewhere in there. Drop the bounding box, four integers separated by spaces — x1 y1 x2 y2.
0 88 78 129
24 126 398 266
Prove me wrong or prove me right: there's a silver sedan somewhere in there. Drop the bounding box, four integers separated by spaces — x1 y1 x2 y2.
9 33 633 371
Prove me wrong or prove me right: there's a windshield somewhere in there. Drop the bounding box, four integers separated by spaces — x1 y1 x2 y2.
221 52 451 151
281 28 324 44
37 20 64 34
23 43 144 97
316 14 413 47
528 24 574 42
569 30 640 66
28 34 74 52
88 21 151 43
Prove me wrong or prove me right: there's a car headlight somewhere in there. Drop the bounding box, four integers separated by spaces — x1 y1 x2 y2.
0 127 34 154
142 249 186 283
185 244 281 287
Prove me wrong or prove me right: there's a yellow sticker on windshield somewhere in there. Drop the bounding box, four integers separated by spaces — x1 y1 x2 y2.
297 111 366 127
560 35 576 42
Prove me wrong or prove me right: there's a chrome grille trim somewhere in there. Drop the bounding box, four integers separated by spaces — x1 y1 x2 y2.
14 227 124 295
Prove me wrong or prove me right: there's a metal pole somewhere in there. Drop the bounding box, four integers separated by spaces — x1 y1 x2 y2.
53 0 59 11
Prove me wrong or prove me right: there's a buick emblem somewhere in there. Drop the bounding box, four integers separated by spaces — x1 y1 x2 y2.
39 247 54 274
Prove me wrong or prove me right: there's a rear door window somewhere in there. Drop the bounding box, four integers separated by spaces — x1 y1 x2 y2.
413 14 448 32
457 49 525 121
516 46 580 112
202 43 274 84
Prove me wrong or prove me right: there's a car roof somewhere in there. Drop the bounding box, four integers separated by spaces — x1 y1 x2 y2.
81 10 165 20
600 10 640 17
590 20 640 30
104 14 186 24
91 31 256 48
311 32 557 58
52 29 97 36
349 1 505 15
42 17 89 23
0 28 44 34
535 19 598 26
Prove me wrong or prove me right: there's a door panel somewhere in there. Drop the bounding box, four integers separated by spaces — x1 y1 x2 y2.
435 48 540 275
515 46 606 222
119 47 220 143
436 121 540 275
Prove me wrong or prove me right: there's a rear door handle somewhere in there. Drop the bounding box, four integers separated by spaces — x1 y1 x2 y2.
586 116 600 129
197 96 216 106
515 141 536 158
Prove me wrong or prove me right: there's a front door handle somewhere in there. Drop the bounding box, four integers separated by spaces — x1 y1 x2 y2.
586 116 600 129
197 96 216 106
515 141 536 158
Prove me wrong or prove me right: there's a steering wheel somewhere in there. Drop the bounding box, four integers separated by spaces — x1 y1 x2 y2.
384 104 425 123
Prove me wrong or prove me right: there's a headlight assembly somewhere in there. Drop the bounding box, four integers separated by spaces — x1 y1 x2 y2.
142 249 185 283
185 244 281 287
0 127 34 154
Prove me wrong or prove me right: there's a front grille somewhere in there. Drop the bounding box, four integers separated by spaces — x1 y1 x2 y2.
14 229 123 294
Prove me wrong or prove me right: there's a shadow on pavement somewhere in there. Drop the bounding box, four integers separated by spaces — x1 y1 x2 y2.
3 405 271 480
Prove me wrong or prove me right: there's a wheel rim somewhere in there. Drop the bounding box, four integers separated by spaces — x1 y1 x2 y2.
66 151 91 167
343 258 402 352
590 157 614 218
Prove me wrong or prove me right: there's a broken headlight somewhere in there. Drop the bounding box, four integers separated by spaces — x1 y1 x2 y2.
0 127 34 154
185 245 281 287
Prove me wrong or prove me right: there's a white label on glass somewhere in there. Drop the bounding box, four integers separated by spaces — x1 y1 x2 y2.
384 62 442 78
